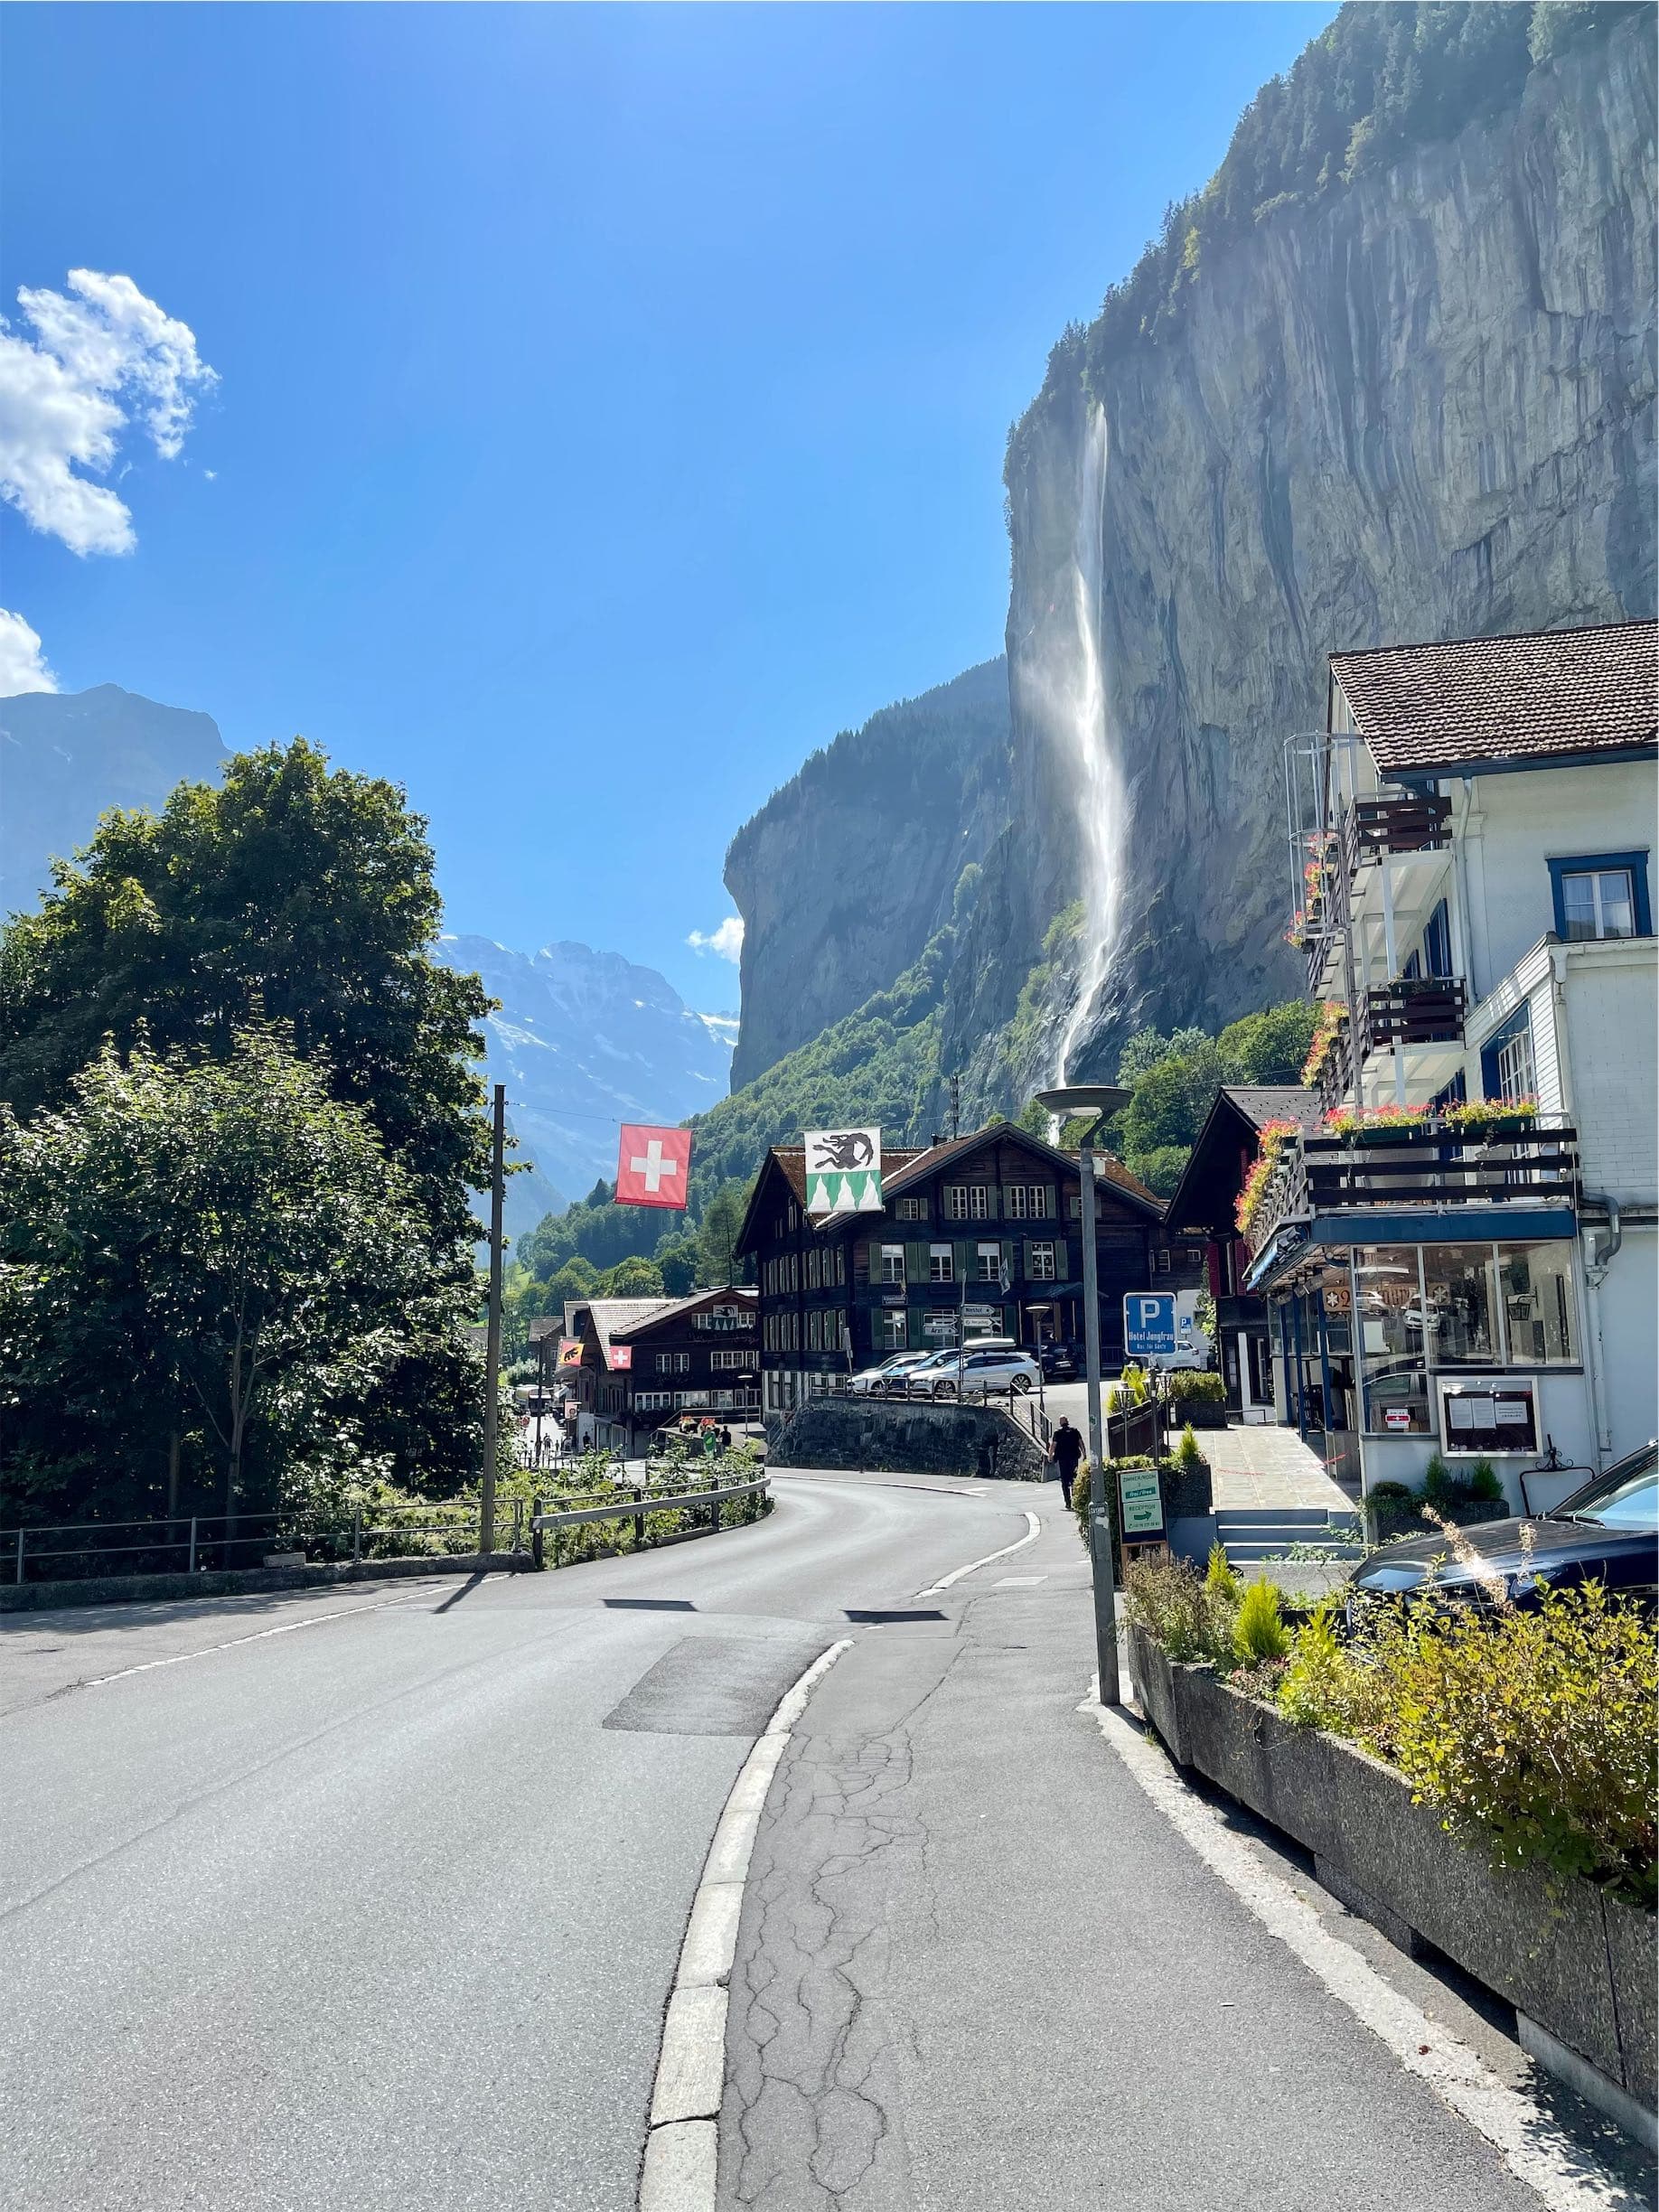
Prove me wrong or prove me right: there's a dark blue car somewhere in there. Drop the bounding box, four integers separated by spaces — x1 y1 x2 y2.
1347 1440 1658 1614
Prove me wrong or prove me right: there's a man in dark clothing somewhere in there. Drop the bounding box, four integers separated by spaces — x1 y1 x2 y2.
1049 1416 1085 1508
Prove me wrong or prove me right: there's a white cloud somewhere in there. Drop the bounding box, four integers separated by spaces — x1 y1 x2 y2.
687 915 745 962
0 607 58 695
0 268 217 557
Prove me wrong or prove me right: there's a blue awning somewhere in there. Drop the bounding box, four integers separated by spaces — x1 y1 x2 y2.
1245 1204 1579 1295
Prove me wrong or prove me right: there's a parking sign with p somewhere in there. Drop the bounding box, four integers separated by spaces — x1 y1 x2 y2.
1123 1292 1177 1360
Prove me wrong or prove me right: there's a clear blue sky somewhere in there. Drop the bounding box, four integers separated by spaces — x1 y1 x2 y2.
1 2 1334 1006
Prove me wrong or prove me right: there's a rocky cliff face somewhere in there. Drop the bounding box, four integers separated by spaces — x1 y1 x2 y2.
724 659 1010 1088
1005 17 1657 1077
0 685 227 914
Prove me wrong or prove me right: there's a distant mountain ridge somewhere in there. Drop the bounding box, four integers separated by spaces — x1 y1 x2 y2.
0 683 228 914
435 933 736 1242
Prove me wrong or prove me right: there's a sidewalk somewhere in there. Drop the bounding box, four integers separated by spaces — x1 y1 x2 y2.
1202 1421 1354 1515
717 1492 1648 2210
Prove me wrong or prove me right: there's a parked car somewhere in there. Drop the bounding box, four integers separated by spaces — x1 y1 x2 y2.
1038 1339 1079 1381
929 1345 1042 1401
1346 1439 1657 1617
847 1350 936 1395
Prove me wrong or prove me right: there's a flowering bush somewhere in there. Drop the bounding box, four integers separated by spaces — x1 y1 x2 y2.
1321 1100 1429 1136
1233 1118 1300 1242
1299 1000 1346 1086
1443 1095 1538 1132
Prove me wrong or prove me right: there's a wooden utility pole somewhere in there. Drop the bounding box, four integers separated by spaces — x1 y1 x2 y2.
480 1083 506 1557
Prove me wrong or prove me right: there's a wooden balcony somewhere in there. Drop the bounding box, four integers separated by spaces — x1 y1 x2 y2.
1342 792 1452 877
1244 1120 1580 1262
1361 976 1467 1055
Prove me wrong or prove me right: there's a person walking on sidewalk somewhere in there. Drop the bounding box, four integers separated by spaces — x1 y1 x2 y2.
1048 1415 1084 1508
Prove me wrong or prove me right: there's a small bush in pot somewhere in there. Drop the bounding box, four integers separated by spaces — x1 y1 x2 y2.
1466 1457 1504 1503
1205 1542 1239 1602
1233 1576 1289 1664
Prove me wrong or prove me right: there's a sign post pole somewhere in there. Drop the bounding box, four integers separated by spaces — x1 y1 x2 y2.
1079 1140 1120 1705
480 1083 506 1558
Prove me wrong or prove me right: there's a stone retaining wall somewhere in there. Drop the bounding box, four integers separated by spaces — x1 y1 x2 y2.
767 1399 1047 1482
1126 1625 1656 2125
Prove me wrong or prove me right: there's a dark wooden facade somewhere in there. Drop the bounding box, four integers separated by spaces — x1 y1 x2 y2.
737 1127 1203 1415
571 1289 759 1450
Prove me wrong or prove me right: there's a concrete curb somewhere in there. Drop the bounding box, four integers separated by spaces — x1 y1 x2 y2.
638 1638 851 2212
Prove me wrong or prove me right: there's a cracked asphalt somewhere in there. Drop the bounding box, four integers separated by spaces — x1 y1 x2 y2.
721 1491 1653 2212
0 1470 1020 2211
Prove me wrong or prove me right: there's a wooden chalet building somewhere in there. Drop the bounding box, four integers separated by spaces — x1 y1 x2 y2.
737 1125 1204 1415
1163 1088 1324 1423
567 1288 760 1452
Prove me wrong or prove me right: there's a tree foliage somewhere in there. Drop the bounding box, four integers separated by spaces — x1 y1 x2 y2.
0 1027 457 1528
0 737 492 1250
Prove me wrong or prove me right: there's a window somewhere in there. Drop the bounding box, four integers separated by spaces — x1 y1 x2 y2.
1499 1243 1576 1364
1422 897 1453 980
835 1247 845 1288
655 1351 690 1375
710 1349 749 1371
929 1244 954 1283
880 1244 905 1286
1354 1248 1431 1435
1008 1185 1054 1219
876 1309 907 1352
895 1195 926 1221
1495 1021 1536 1102
1156 1247 1171 1274
977 1242 1002 1282
1548 851 1651 941
806 1248 820 1290
1421 1244 1500 1366
1006 1185 1028 1220
943 1185 989 1221
1027 1241 1056 1280
787 1204 797 1232
633 1390 672 1413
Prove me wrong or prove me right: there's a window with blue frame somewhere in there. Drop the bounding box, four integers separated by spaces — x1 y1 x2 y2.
1547 851 1652 942
1423 898 1454 979
1479 1005 1535 1101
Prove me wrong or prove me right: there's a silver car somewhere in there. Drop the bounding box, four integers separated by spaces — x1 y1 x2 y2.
927 1345 1041 1401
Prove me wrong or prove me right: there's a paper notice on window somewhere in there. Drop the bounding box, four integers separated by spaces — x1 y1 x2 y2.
1447 1395 1483 1432
1495 1398 1530 1426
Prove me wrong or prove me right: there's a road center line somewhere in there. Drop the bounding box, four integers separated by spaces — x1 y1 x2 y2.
61 1584 450 1692
640 1637 852 2212
914 1508 1041 1598
1086 1690 1634 2212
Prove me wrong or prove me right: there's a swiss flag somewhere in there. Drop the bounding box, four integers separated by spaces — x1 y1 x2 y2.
609 1344 633 1371
615 1122 692 1210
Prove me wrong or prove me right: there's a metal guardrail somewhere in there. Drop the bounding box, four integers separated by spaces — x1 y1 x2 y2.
1 1503 524 1585
529 1477 770 1566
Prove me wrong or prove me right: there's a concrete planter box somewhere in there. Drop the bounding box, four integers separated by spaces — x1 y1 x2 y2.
1125 1624 1657 2118
1167 1398 1229 1431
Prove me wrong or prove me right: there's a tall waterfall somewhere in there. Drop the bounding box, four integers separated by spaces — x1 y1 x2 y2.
1048 405 1120 1083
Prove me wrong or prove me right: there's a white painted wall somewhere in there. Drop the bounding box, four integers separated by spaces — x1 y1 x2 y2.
1456 760 1654 1000
1593 1228 1659 1462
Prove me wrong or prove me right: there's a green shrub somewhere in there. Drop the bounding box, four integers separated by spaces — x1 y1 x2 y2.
1420 1453 1457 1506
1355 1583 1659 1903
1176 1424 1204 1474
1124 1551 1235 1669
1204 1542 1239 1603
1165 1370 1226 1404
1233 1577 1290 1664
1466 1457 1504 1504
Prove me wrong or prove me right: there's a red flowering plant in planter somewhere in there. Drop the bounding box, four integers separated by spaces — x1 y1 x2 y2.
1299 1000 1346 1087
1322 1101 1431 1139
1234 1119 1301 1244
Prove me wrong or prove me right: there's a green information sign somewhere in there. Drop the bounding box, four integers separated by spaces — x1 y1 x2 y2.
1117 1465 1165 1538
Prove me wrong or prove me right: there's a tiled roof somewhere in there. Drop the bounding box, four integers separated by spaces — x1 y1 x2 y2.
610 1286 756 1341
580 1298 671 1359
769 1146 924 1207
1220 1086 1325 1135
1331 621 1657 773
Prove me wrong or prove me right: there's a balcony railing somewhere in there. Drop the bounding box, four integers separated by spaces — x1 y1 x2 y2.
1342 792 1452 876
1244 1119 1579 1262
1315 977 1468 1110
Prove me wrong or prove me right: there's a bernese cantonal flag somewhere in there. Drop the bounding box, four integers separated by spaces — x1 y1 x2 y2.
615 1123 692 1210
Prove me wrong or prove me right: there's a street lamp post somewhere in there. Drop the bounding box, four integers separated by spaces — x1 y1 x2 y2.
1037 1083 1129 1706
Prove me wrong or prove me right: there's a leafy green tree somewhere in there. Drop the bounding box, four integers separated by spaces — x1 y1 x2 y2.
1219 1001 1317 1084
0 738 492 1251
1115 1025 1212 1085
603 1256 666 1298
654 1232 698 1297
0 1027 445 1530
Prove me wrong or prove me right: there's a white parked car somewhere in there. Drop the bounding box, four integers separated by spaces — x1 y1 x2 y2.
927 1345 1041 1401
847 1350 936 1395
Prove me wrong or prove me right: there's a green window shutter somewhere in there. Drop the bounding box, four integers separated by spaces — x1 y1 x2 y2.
908 1308 924 1352
1023 1240 1036 1276
906 1240 928 1279
1057 1238 1070 1280
1002 1239 1015 1281
956 1240 972 1279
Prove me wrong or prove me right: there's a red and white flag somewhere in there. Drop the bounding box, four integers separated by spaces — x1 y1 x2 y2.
615 1123 692 1210
609 1344 633 1372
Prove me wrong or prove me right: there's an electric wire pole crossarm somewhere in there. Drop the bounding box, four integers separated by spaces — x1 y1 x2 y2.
1036 1083 1129 1706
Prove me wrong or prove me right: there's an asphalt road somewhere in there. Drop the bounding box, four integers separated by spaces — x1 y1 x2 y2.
1 1470 1020 2212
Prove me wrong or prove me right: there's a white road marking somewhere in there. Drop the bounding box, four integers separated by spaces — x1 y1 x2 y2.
641 1638 851 2209
993 1574 1048 1588
64 1585 449 1691
914 1510 1041 1597
1085 1690 1635 2212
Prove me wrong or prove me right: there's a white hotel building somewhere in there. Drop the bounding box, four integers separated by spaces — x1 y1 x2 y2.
1244 621 1657 1507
